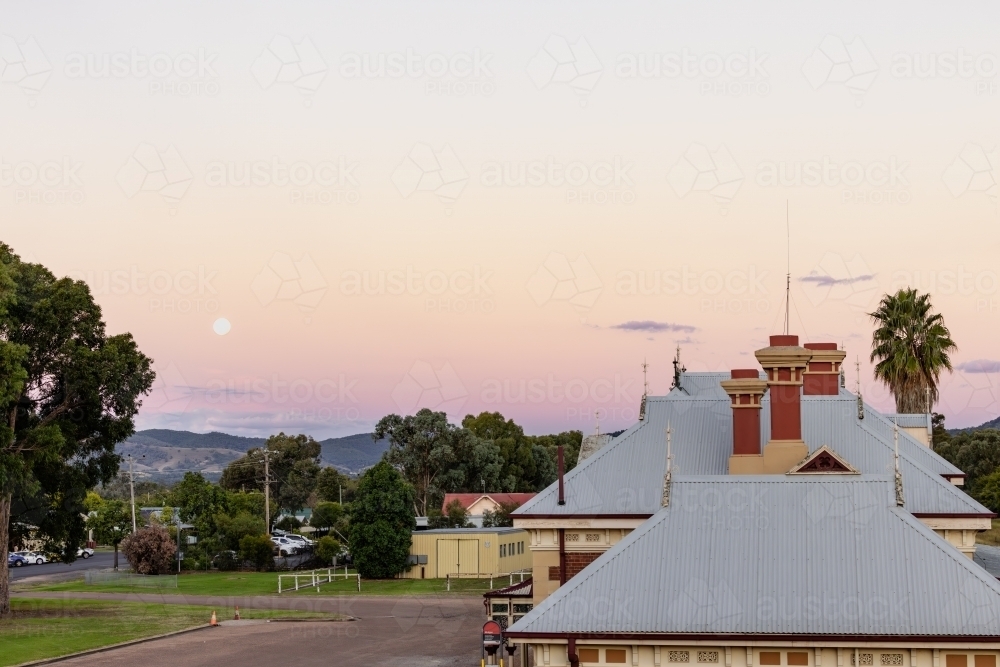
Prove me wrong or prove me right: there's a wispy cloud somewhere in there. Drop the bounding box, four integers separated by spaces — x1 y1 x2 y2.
798 273 876 286
611 320 697 333
956 359 1000 373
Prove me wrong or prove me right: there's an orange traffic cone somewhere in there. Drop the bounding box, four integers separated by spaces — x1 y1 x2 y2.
210 610 218 626
234 606 241 621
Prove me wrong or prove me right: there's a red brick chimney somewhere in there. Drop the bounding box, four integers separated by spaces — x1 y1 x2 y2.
803 343 846 396
753 334 813 473
720 369 768 457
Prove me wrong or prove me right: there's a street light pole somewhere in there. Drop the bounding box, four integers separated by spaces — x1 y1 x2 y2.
263 450 271 532
127 455 137 533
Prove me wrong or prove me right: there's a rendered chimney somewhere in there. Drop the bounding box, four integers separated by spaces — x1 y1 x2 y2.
803 343 846 396
754 334 813 473
720 369 768 457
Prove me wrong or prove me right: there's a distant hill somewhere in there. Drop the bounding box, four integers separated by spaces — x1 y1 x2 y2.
118 429 389 480
949 415 1000 435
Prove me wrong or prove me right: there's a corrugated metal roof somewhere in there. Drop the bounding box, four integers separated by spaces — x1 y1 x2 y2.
509 476 1000 638
515 374 982 518
415 527 525 535
884 413 932 429
485 577 533 598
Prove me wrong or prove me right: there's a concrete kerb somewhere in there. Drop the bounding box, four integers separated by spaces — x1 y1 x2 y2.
10 623 216 667
8 614 359 667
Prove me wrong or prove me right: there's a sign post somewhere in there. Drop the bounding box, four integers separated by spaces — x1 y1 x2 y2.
482 620 503 666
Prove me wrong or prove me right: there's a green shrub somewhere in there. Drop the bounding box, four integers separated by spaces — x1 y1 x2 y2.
315 536 341 565
239 534 275 571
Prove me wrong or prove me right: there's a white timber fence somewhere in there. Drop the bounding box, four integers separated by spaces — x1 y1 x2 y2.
445 570 531 591
278 568 360 593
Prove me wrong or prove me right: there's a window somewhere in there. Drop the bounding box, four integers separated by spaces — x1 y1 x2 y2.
500 544 505 557
579 648 600 663
519 541 524 554
699 652 720 664
788 653 809 666
976 657 997 667
607 649 627 664
492 604 508 613
850 655 873 666
881 655 904 666
946 657 968 667
512 615 523 623
669 651 691 663
760 652 781 665
513 603 533 613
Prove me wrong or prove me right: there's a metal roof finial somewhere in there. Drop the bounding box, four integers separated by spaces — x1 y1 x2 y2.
856 357 864 420
639 359 649 421
893 418 905 507
661 423 673 508
671 346 686 390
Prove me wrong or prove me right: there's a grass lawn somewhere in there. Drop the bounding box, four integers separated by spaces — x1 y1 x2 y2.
26 571 520 597
0 598 341 667
977 519 1000 546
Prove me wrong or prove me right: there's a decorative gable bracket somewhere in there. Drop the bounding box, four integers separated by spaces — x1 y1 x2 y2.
786 445 859 474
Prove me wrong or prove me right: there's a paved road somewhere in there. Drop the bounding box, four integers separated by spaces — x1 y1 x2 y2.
9 551 116 580
17 593 514 667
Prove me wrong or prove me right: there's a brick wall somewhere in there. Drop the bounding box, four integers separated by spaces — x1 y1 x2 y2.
547 552 602 581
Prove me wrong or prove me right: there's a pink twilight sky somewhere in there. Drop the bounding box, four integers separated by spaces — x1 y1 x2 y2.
3 1 999 437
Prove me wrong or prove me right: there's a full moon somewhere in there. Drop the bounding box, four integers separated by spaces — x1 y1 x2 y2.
213 318 232 336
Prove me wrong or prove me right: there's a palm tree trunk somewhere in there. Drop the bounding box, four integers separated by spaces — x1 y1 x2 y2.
0 492 12 618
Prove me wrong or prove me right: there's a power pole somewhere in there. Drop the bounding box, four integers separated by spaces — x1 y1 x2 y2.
263 450 271 533
127 455 137 533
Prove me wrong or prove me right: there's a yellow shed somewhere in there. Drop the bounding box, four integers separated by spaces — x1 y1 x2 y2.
403 528 532 579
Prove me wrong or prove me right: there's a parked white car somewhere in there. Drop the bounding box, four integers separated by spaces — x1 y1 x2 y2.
14 551 48 565
76 547 94 559
281 534 314 549
270 537 300 557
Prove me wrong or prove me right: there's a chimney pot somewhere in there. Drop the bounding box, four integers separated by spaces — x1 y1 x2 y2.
720 370 768 458
754 337 813 442
803 343 846 395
